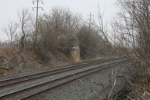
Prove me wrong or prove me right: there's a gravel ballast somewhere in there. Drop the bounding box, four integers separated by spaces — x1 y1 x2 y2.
34 60 131 100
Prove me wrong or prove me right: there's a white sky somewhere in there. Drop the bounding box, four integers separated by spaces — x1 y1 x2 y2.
0 0 118 41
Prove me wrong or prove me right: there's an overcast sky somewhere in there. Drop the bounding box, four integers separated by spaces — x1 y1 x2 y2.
0 0 117 41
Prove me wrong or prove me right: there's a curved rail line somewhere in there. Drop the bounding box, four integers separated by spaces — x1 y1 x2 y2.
0 58 127 100
0 58 119 87
0 59 108 87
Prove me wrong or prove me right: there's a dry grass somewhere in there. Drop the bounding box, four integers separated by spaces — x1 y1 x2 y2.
0 45 117 76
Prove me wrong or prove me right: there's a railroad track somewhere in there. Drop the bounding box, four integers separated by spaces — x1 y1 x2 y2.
0 58 127 100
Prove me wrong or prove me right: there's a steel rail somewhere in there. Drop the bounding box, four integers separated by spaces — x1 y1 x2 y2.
0 59 127 100
0 58 120 87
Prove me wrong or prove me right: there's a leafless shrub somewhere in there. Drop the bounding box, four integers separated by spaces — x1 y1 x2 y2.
17 8 33 52
2 22 19 46
37 8 81 53
36 7 110 62
112 0 150 99
0 6 117 75
77 25 109 59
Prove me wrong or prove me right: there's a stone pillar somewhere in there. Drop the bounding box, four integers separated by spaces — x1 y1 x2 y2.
70 46 80 62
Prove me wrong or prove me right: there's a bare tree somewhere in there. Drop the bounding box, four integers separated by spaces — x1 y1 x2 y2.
38 8 81 52
18 8 32 51
115 0 150 66
112 0 150 99
2 22 18 45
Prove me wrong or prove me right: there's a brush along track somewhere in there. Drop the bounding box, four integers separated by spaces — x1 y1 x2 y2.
0 58 127 100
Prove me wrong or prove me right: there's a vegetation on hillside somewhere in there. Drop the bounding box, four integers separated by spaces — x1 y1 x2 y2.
1 0 150 99
0 7 112 75
111 0 150 99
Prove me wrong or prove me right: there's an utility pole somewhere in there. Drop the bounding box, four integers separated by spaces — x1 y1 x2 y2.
32 0 43 45
88 12 94 31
